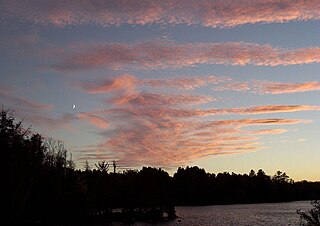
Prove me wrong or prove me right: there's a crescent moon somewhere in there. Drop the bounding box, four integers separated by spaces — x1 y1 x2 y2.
73 104 76 109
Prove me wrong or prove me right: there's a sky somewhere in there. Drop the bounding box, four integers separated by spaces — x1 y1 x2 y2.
1 0 320 181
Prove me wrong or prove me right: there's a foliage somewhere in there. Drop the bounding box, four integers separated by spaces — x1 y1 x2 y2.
95 160 109 172
0 108 79 224
297 200 320 225
84 160 91 171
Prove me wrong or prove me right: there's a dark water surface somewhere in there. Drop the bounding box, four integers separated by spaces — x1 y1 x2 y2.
128 201 311 226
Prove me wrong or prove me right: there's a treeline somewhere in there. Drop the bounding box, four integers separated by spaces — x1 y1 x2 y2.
1 108 320 224
173 167 320 205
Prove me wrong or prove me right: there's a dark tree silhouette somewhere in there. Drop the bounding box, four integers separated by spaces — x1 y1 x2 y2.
95 160 109 172
112 160 117 173
84 160 91 171
273 171 291 183
249 169 256 177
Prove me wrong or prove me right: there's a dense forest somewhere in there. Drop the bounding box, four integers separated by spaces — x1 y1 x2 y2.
1 108 320 224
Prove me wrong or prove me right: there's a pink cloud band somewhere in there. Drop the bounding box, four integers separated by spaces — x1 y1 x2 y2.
53 41 320 71
4 0 320 28
79 74 225 94
213 80 320 94
77 112 109 129
76 117 308 167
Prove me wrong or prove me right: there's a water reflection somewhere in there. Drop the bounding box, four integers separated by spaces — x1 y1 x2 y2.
131 201 311 226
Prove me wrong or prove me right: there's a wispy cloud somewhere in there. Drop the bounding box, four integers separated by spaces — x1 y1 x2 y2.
109 92 213 106
246 129 289 135
108 105 320 118
3 0 320 28
253 81 320 94
73 73 320 167
197 118 310 127
0 87 53 111
76 97 317 166
52 41 320 71
77 114 308 167
77 112 108 129
214 105 320 115
213 80 320 94
140 76 226 90
79 74 226 94
0 87 75 129
80 74 137 94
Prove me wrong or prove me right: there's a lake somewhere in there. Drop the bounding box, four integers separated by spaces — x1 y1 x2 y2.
129 201 312 226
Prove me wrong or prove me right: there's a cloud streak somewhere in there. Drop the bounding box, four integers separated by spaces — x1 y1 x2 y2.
0 87 76 129
140 76 225 90
79 74 226 94
253 81 320 94
80 74 137 94
3 0 320 28
77 115 308 167
53 41 320 71
73 73 320 167
213 80 320 94
0 87 53 111
77 112 109 129
109 92 213 106
110 105 320 118
77 96 317 166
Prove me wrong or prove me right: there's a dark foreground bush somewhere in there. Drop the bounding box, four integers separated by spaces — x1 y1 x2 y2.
297 200 320 225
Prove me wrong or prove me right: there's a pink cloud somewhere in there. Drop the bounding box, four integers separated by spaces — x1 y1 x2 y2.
198 118 309 128
52 41 320 71
90 115 305 167
79 74 226 95
4 0 320 28
24 113 76 130
140 76 226 90
0 87 77 130
91 99 315 167
79 74 137 94
35 75 320 167
246 129 289 135
109 105 320 118
0 88 53 111
76 95 313 167
110 92 213 106
217 105 320 115
213 80 320 94
77 112 108 129
213 82 251 92
253 81 320 94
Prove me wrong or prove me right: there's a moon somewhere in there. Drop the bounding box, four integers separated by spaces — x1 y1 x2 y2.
72 104 76 109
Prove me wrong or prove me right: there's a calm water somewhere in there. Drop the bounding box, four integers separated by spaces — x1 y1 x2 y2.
129 201 312 226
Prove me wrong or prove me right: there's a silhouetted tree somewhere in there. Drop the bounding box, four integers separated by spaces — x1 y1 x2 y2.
249 169 256 177
84 160 91 171
95 160 109 172
112 160 117 173
44 138 68 168
273 171 290 184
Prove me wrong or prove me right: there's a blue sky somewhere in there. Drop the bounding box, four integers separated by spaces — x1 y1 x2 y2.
1 0 320 180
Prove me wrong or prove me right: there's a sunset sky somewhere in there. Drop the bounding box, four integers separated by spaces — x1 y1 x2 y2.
1 0 320 180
